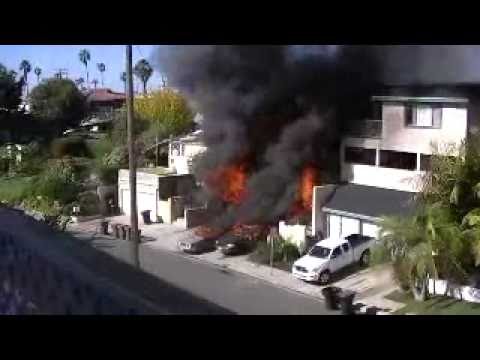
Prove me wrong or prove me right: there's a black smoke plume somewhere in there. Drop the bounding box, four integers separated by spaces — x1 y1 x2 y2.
155 45 382 227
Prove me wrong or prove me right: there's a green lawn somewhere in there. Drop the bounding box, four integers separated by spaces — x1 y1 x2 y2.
0 176 33 204
386 290 480 315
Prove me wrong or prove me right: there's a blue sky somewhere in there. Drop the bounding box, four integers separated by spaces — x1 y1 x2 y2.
0 45 165 93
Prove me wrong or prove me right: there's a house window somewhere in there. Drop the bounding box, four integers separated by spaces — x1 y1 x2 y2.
379 150 417 171
420 154 432 171
171 143 181 156
344 147 376 166
406 104 442 128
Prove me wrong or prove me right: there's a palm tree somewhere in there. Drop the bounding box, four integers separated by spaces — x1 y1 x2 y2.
133 59 153 95
19 60 32 95
79 49 91 88
34 67 42 83
97 62 106 87
120 71 127 92
75 77 85 89
91 78 99 90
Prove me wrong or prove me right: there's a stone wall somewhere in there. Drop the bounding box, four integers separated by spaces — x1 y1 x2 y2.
0 231 145 315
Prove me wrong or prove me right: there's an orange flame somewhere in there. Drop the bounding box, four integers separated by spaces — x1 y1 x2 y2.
289 165 318 217
206 160 248 205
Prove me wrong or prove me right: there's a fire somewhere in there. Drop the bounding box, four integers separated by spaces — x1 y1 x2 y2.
206 160 249 205
289 165 318 217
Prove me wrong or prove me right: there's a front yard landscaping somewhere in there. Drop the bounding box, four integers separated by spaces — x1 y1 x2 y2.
386 290 480 315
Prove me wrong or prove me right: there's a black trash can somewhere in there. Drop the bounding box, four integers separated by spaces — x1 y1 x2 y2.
120 225 129 240
322 286 341 310
338 290 356 315
112 223 120 238
126 228 141 242
100 220 109 235
141 210 152 225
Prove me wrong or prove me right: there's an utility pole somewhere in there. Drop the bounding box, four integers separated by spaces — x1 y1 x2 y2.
126 45 140 268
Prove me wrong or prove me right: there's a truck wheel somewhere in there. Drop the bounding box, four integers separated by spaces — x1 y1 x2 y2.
318 271 331 285
360 250 370 267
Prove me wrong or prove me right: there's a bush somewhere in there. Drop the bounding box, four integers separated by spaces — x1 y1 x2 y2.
27 160 81 205
249 236 301 267
50 137 90 158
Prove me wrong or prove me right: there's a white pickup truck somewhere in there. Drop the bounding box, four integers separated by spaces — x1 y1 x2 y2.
292 234 377 285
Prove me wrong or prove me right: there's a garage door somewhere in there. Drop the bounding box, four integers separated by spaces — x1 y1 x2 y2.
328 215 341 238
121 190 157 219
328 214 361 238
362 222 379 239
341 217 360 237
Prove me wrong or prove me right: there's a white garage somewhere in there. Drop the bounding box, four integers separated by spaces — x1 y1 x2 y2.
321 183 416 240
327 214 379 238
120 189 158 220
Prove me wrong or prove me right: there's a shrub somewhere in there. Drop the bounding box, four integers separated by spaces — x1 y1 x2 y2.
27 160 80 205
249 236 301 267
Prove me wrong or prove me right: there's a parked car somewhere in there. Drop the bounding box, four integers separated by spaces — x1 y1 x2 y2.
216 234 255 256
178 237 216 254
292 233 377 285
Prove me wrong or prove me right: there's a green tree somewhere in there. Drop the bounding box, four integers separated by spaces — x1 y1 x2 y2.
0 63 23 111
91 78 99 90
373 138 480 300
97 62 106 87
78 49 91 88
75 77 85 89
34 67 42 83
29 78 87 135
134 59 153 95
134 88 194 142
19 60 31 95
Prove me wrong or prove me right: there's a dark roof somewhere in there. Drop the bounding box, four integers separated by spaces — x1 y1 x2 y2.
323 184 417 219
86 88 126 103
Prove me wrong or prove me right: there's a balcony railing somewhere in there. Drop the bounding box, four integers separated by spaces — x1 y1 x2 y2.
346 119 383 139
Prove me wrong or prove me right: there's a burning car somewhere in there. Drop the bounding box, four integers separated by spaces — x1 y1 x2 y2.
178 236 217 254
216 234 256 256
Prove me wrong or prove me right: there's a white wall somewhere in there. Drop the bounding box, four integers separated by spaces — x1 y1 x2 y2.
279 221 307 251
340 104 467 192
118 169 160 220
312 185 337 236
381 105 467 154
341 163 425 193
169 143 207 175
428 279 480 304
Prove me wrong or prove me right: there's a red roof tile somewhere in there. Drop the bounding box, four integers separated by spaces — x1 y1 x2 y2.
86 88 126 103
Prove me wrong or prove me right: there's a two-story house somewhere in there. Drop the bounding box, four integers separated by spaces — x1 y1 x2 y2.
313 87 474 241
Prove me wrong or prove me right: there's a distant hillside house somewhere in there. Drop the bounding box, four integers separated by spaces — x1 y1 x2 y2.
86 88 126 114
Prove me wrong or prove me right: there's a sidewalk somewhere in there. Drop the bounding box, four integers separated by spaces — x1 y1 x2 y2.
68 216 405 314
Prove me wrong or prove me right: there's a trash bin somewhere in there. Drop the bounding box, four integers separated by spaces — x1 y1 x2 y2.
120 225 129 240
126 228 141 242
100 220 109 235
338 290 356 315
111 223 120 238
322 286 341 310
141 210 152 225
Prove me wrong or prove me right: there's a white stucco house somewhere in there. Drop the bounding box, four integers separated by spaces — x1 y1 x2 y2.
281 91 473 249
168 129 207 175
319 94 470 240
